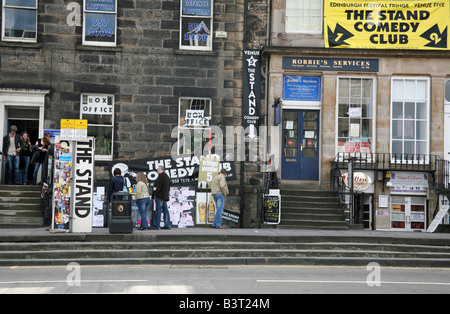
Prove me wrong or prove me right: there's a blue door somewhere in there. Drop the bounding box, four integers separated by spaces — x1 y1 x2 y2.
281 110 320 180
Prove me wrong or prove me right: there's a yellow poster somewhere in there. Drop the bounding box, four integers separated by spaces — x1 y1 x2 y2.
324 0 449 50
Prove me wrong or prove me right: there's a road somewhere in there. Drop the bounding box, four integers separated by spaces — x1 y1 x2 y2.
0 264 449 296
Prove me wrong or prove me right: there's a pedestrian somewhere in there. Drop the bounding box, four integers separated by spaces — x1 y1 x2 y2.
108 168 124 203
2 125 23 185
31 132 50 185
20 132 32 185
151 166 171 230
135 172 151 230
211 169 229 229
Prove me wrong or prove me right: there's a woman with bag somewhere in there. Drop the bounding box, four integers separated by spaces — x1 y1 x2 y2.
135 172 151 230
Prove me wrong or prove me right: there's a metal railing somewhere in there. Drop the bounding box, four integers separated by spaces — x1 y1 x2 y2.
331 152 450 225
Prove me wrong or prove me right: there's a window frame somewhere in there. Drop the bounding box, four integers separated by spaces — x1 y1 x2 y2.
2 0 38 43
285 0 323 35
179 0 213 51
335 76 377 159
79 93 115 161
82 0 117 47
177 97 212 155
390 76 430 163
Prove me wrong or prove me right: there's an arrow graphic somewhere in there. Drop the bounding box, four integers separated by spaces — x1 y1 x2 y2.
327 23 354 47
421 24 447 49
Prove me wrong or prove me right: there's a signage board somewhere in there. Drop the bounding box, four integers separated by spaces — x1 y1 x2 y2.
324 0 449 50
264 194 281 224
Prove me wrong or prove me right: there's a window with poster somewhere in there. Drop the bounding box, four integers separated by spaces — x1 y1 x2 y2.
336 77 375 159
177 98 212 155
2 0 38 42
80 94 114 160
180 0 213 51
83 0 117 47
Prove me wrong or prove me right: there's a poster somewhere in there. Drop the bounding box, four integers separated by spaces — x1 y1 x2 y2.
324 0 449 50
197 155 220 189
196 192 215 225
52 141 73 230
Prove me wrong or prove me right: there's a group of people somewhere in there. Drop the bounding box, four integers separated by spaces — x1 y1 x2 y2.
2 125 51 185
108 166 229 230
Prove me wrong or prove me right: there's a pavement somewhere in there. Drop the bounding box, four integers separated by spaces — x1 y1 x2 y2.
1 227 450 243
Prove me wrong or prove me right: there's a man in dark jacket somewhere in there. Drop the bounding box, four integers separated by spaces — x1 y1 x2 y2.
2 125 23 184
151 166 171 230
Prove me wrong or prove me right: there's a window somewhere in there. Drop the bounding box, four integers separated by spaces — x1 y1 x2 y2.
80 94 114 160
445 79 450 103
177 98 212 155
337 77 375 158
180 0 213 51
286 0 323 34
390 77 430 162
2 0 37 42
83 0 117 47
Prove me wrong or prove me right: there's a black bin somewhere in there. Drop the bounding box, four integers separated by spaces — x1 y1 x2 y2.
109 191 134 234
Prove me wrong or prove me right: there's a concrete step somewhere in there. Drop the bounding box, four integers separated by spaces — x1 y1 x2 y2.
0 184 43 228
0 239 448 267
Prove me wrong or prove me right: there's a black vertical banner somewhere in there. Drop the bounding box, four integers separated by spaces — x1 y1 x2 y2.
243 50 261 139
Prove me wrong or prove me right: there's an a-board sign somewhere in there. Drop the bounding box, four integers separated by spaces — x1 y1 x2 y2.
264 194 281 224
427 205 449 233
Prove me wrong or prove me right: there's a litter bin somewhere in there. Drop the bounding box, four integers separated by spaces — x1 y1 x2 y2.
109 191 134 234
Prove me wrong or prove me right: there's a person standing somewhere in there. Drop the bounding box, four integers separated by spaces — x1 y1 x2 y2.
211 169 229 229
135 172 151 230
32 132 50 185
151 166 171 230
108 168 124 203
2 125 23 185
20 132 32 185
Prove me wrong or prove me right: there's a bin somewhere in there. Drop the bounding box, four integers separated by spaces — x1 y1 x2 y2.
109 191 134 234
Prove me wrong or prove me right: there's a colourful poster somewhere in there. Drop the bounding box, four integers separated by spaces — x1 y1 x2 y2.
324 0 449 50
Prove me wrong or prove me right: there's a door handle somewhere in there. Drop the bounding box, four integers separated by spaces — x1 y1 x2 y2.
300 144 303 152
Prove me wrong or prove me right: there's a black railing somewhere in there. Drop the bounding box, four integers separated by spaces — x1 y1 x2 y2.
331 152 450 225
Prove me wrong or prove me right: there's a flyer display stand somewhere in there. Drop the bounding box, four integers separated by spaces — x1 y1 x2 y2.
52 137 95 233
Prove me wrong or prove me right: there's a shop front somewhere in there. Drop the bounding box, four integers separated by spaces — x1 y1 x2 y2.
388 172 429 231
264 49 449 231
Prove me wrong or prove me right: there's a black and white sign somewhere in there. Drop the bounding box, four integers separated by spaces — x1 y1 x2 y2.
243 50 261 140
72 138 95 233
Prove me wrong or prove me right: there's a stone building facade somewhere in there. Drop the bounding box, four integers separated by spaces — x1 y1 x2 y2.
0 0 269 227
264 0 450 231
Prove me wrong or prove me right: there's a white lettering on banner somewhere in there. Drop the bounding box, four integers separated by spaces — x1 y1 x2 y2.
72 138 94 233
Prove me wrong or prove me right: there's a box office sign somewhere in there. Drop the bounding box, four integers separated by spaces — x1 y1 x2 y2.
324 0 449 50
390 172 429 195
81 95 113 115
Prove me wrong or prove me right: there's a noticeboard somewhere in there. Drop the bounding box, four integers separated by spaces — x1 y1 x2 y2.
264 194 281 224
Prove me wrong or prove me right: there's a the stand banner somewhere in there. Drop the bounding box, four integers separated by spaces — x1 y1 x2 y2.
324 0 449 50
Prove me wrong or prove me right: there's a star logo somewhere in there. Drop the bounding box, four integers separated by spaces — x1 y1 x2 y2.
246 56 258 67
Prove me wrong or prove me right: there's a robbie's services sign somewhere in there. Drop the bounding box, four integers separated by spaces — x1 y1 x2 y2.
324 0 449 50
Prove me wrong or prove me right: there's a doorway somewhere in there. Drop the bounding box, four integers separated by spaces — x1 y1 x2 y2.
4 108 40 184
390 196 426 231
281 110 320 180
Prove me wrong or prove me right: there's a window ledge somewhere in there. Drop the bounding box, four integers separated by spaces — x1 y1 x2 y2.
76 45 123 53
174 49 218 56
0 41 41 49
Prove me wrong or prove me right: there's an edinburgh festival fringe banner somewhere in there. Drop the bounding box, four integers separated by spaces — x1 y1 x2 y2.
324 0 449 50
